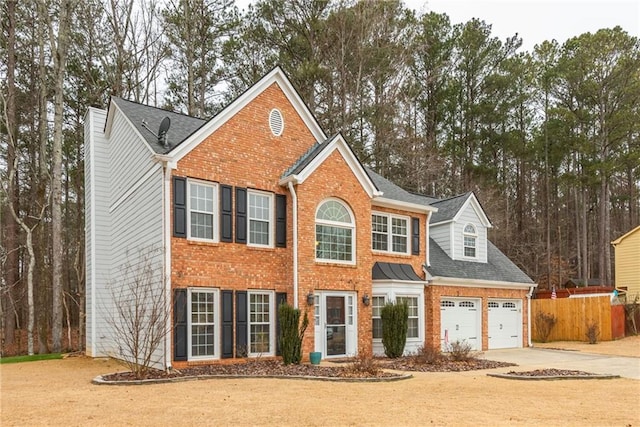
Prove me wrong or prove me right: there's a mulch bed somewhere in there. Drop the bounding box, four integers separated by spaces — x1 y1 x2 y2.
99 357 516 383
487 368 619 380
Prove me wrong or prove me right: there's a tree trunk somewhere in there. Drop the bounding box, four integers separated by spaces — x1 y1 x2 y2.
3 0 19 346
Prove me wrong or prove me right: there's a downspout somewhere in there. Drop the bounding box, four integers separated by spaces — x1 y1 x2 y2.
527 285 535 347
162 161 175 370
287 181 299 308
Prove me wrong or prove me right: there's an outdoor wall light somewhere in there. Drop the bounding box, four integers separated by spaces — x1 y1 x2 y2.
307 292 315 305
362 294 370 306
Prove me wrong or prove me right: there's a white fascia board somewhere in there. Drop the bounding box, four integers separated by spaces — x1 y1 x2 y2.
453 194 492 228
107 100 157 157
430 219 453 227
169 67 327 163
294 135 380 198
428 276 538 290
372 197 436 214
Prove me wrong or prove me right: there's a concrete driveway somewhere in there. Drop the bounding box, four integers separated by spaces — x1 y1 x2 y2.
482 347 640 380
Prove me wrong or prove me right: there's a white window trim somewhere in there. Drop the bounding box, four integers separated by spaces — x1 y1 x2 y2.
315 198 356 265
187 179 219 243
396 295 420 339
462 223 477 259
248 290 275 357
247 189 275 248
371 288 424 344
187 288 220 361
371 211 410 255
371 295 386 340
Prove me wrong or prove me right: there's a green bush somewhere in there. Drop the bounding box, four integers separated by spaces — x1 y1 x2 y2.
381 301 408 358
278 303 308 365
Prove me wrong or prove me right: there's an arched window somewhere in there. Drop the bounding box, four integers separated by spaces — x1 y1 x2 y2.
315 199 354 262
463 223 477 258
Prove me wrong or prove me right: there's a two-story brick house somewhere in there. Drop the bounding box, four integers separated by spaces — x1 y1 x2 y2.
85 67 535 370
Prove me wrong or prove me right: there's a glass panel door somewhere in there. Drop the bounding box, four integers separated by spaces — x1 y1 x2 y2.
325 296 346 356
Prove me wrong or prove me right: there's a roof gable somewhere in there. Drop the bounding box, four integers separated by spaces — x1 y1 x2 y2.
430 192 491 228
169 67 326 162
612 225 640 245
280 134 381 198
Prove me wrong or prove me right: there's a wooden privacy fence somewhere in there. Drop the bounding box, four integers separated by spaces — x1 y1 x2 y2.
531 296 620 342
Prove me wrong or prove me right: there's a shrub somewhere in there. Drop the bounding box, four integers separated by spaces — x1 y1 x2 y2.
345 354 382 377
278 303 308 365
535 311 557 343
412 345 445 365
448 340 474 362
585 321 600 344
381 301 408 358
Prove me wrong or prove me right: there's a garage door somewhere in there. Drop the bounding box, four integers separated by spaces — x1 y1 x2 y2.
440 298 481 351
488 300 522 349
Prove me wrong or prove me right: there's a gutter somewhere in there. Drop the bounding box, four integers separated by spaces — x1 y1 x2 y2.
162 160 177 370
527 285 535 347
287 181 299 308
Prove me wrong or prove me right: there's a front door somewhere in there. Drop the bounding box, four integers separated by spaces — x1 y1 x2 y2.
314 292 357 358
325 296 346 356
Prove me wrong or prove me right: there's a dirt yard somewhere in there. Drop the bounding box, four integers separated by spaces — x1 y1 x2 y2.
2 337 639 426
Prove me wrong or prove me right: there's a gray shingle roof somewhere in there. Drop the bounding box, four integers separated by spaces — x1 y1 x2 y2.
428 193 472 223
281 136 334 179
111 97 206 154
426 238 534 284
366 168 434 206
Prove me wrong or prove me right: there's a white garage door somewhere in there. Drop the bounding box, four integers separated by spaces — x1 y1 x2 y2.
440 298 481 351
488 300 522 349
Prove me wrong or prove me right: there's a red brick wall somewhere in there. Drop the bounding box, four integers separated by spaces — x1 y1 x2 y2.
425 285 530 351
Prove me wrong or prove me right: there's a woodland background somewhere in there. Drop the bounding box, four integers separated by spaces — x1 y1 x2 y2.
1 0 639 355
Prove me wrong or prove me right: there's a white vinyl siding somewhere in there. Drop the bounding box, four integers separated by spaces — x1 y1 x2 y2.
452 207 487 263
84 108 112 357
429 223 452 258
85 106 165 368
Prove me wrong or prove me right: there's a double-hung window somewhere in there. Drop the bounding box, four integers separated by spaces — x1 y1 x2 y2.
248 191 273 247
248 291 274 356
372 296 386 339
463 224 477 258
188 180 218 241
188 288 219 359
315 199 355 263
371 212 409 254
396 296 419 338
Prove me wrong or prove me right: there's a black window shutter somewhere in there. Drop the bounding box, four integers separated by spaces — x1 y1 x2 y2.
411 217 420 255
173 289 188 361
236 291 248 356
220 185 233 243
173 177 187 238
275 293 287 356
221 290 233 358
235 187 247 244
275 194 286 248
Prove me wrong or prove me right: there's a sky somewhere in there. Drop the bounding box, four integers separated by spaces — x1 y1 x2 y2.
234 0 640 52
414 0 640 51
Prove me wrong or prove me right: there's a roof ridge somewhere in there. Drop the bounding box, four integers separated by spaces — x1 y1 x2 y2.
112 96 207 121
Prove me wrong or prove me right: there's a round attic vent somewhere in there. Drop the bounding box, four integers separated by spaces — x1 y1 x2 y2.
269 109 284 136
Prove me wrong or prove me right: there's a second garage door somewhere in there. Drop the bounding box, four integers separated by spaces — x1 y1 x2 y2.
488 299 522 349
440 298 481 351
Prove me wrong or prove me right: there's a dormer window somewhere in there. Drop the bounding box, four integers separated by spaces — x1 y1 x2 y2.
463 224 477 258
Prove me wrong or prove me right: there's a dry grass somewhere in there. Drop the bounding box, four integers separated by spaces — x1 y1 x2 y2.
1 336 639 426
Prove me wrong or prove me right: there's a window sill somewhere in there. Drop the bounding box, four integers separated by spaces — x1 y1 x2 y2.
247 245 276 252
315 260 357 268
186 239 220 247
371 250 412 258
